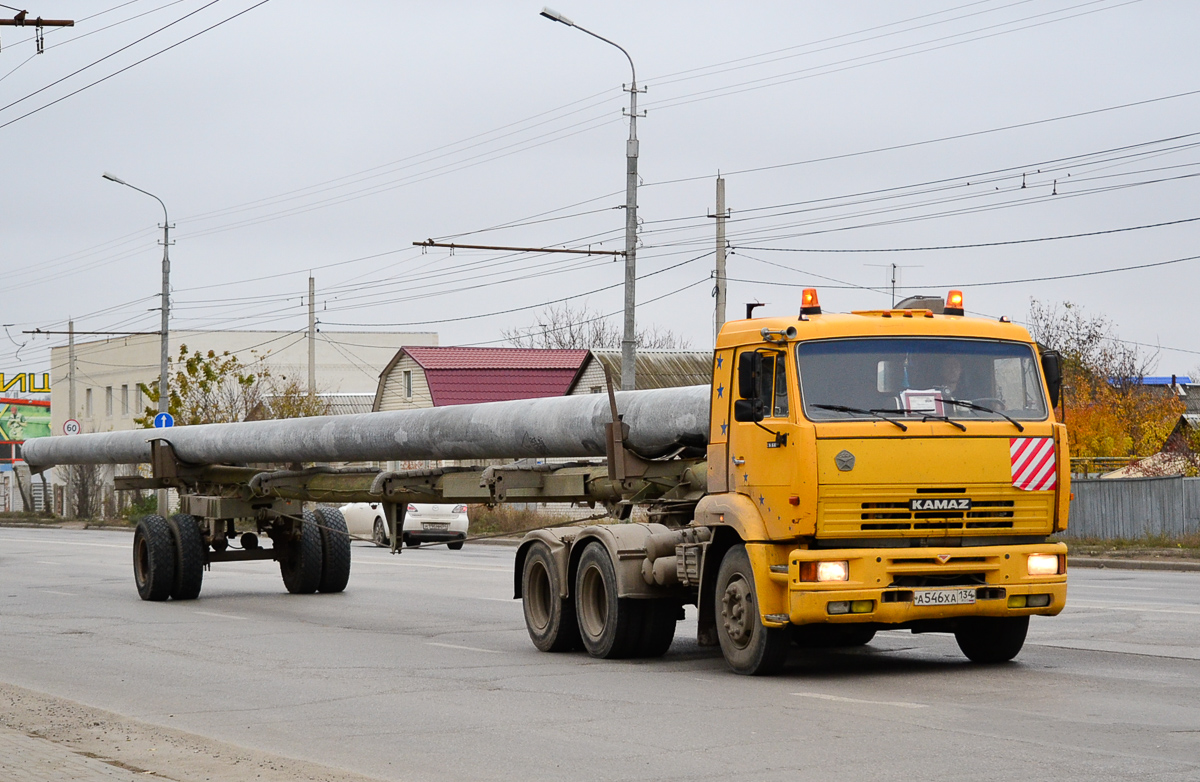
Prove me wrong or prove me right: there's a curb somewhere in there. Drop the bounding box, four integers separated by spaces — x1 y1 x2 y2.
1069 556 1200 572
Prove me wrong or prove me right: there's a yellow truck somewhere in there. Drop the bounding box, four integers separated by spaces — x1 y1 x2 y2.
22 288 1068 676
516 288 1068 674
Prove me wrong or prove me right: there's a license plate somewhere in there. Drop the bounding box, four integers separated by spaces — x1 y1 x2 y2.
913 588 977 606
422 522 450 531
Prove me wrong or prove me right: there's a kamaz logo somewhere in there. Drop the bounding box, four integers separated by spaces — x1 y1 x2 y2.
910 498 971 512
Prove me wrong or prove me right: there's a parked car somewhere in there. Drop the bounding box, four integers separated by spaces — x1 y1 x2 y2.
338 502 469 550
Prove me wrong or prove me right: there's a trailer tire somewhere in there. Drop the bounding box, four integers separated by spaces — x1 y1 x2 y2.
168 514 205 601
575 542 642 659
954 616 1028 663
373 518 389 548
315 506 351 594
133 515 174 602
280 511 323 594
715 544 789 675
521 541 580 652
636 600 679 658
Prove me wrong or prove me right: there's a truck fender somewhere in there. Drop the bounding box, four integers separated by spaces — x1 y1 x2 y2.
693 492 770 541
568 523 674 599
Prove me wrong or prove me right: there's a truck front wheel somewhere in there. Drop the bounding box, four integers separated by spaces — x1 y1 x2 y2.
954 616 1029 663
521 542 580 652
715 545 789 675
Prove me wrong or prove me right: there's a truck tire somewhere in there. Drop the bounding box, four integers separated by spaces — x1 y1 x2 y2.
168 513 205 601
521 541 580 652
315 506 351 594
954 616 1029 663
373 518 389 548
636 600 679 658
133 514 174 602
575 541 643 659
279 511 323 594
715 545 789 675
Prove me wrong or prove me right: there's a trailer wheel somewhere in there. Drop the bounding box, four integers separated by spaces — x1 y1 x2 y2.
636 600 679 658
954 616 1029 663
315 506 351 594
280 511 323 594
715 545 789 675
372 518 388 548
521 541 580 652
575 542 643 659
133 514 174 602
168 514 205 601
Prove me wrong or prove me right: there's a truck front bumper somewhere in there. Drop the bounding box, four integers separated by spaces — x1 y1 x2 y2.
759 542 1068 628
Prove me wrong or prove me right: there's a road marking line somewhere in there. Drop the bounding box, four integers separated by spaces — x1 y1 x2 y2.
427 642 501 654
1068 600 1200 616
34 561 63 566
1070 584 1155 591
41 590 76 596
477 597 516 602
355 561 509 573
0 536 128 549
792 692 927 709
193 611 247 620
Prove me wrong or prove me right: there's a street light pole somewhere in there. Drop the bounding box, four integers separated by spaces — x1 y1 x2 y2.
540 7 641 390
102 172 173 514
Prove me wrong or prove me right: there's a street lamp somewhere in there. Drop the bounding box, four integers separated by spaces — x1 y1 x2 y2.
540 7 642 390
102 171 172 513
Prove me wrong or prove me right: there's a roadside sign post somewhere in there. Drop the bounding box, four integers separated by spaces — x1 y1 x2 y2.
62 419 81 436
153 412 174 429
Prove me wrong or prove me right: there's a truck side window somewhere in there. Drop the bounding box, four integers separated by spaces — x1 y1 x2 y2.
759 353 789 418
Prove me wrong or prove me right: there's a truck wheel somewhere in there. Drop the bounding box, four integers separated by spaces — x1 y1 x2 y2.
575 542 642 659
636 600 679 658
279 511 323 594
954 616 1029 663
133 514 174 602
373 518 389 548
168 514 205 601
315 506 351 594
715 545 789 675
521 541 580 652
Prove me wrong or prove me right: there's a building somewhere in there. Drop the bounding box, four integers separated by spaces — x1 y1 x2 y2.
567 349 713 395
373 347 590 411
51 329 437 435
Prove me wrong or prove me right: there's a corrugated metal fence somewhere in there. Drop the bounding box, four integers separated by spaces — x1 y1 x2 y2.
1064 476 1200 539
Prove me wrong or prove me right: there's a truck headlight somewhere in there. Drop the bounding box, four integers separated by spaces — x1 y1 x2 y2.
1027 553 1060 576
798 560 850 582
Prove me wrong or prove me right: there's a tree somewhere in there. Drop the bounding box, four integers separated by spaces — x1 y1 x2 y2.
1027 300 1182 459
135 344 330 427
503 302 691 350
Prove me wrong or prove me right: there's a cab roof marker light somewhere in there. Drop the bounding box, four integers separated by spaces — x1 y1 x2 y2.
800 288 822 316
944 289 965 316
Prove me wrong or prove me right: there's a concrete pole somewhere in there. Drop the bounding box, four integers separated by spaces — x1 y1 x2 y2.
621 75 639 391
713 176 727 340
158 215 171 517
308 275 316 397
68 320 76 421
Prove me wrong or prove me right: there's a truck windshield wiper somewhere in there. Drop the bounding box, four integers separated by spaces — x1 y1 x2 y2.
873 406 967 432
814 404 908 431
938 398 1025 432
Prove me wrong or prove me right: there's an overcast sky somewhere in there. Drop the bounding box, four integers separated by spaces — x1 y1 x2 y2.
3 0 1198 383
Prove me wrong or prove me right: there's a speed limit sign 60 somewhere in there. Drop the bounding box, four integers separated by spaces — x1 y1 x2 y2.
63 419 81 436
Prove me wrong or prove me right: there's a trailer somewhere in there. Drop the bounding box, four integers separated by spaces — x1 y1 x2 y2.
24 290 1071 674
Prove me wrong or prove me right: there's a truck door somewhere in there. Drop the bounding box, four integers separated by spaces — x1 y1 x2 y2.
728 348 799 538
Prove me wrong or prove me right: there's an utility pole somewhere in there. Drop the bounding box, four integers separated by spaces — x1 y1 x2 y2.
308 275 316 398
0 10 73 53
709 176 728 340
67 319 76 421
540 8 643 390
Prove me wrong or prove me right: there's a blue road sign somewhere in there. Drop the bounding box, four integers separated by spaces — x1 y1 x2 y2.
153 412 175 429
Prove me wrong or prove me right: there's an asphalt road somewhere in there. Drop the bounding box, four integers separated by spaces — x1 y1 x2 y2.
1 527 1198 782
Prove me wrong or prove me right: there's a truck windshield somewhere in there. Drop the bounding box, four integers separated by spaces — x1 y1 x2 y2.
797 338 1048 422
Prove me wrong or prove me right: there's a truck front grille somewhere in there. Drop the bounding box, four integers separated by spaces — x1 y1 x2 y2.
819 485 1052 538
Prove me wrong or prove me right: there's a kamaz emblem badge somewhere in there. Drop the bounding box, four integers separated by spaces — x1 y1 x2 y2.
835 450 855 471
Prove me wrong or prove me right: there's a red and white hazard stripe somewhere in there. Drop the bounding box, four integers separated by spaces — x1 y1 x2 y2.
1010 437 1057 491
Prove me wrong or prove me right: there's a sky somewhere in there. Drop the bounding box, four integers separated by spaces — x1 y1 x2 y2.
2 0 1199 385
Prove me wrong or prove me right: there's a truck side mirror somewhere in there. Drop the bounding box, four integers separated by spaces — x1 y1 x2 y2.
1040 349 1063 408
737 351 762 400
735 352 765 422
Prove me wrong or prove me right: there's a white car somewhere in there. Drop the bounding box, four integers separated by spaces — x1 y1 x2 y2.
338 502 469 550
